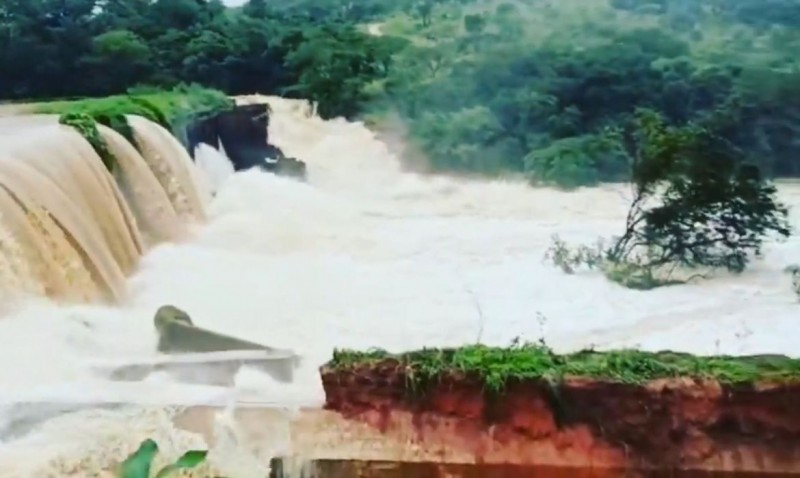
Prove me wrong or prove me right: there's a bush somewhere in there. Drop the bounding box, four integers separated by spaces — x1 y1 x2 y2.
544 110 791 289
524 132 628 188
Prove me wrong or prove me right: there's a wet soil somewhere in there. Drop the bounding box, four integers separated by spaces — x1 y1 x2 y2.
320 361 800 474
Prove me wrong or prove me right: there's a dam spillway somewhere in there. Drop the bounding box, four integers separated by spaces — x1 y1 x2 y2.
0 97 298 304
0 114 208 303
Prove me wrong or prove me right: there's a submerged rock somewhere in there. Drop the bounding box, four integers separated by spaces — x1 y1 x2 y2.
184 104 307 181
153 304 280 354
100 305 303 384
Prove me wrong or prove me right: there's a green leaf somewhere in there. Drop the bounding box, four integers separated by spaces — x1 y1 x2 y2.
154 450 208 478
119 439 159 478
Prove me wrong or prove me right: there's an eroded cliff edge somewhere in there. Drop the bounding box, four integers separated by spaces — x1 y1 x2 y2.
319 346 800 474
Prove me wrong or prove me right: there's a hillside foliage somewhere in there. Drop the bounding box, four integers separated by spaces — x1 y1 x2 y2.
544 109 790 289
2 0 799 185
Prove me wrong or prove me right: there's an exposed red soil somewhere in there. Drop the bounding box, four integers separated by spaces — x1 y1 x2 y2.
308 460 798 478
320 361 800 474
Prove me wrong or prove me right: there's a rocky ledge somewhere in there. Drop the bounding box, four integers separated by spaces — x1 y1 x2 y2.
319 346 800 475
185 102 307 180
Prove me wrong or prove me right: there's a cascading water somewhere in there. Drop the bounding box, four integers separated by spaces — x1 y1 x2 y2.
0 96 799 476
127 115 208 223
0 120 135 301
101 126 184 245
195 143 236 196
0 115 209 303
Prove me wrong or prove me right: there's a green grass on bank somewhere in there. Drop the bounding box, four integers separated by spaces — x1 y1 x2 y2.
35 84 233 133
30 85 232 171
328 344 800 390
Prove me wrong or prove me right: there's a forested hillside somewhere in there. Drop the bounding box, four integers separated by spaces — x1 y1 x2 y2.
2 0 799 186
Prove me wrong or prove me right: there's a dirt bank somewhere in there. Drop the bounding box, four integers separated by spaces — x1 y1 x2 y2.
320 356 800 474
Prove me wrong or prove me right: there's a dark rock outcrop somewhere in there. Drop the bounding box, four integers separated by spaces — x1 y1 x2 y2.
184 104 306 180
151 304 300 383
153 304 290 355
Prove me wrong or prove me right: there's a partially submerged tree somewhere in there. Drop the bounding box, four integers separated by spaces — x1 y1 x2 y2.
546 109 791 288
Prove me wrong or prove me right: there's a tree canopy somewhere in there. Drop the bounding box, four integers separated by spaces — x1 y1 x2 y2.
1 0 799 184
3 0 797 286
545 109 790 289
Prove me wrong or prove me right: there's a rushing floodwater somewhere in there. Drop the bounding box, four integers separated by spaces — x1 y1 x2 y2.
0 96 799 475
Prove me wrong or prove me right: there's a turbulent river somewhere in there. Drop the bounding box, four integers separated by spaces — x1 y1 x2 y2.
0 96 798 476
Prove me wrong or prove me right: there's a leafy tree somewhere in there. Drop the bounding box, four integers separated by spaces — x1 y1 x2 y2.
493 3 522 38
412 106 510 173
547 110 790 288
415 0 435 27
2 0 800 183
242 0 269 19
370 35 411 75
525 133 627 189
146 0 204 32
463 14 486 35
283 26 389 118
182 29 236 89
608 110 790 273
86 29 152 94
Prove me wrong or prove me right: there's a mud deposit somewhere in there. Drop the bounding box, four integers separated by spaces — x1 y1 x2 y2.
305 460 797 478
320 361 800 475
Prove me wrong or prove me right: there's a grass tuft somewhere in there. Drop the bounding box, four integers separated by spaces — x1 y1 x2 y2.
329 343 800 391
37 84 232 137
59 112 116 170
38 85 233 171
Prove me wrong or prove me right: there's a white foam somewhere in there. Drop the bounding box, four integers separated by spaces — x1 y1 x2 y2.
194 143 235 195
1 96 799 473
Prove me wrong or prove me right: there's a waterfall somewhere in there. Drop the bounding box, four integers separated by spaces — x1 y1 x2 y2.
194 143 236 196
101 126 184 245
0 115 208 303
128 116 208 222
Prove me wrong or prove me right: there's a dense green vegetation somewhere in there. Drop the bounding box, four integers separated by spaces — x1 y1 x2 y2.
3 0 799 187
58 112 117 169
37 85 232 132
1 0 399 119
39 85 231 170
329 343 800 390
367 0 800 183
543 109 790 289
